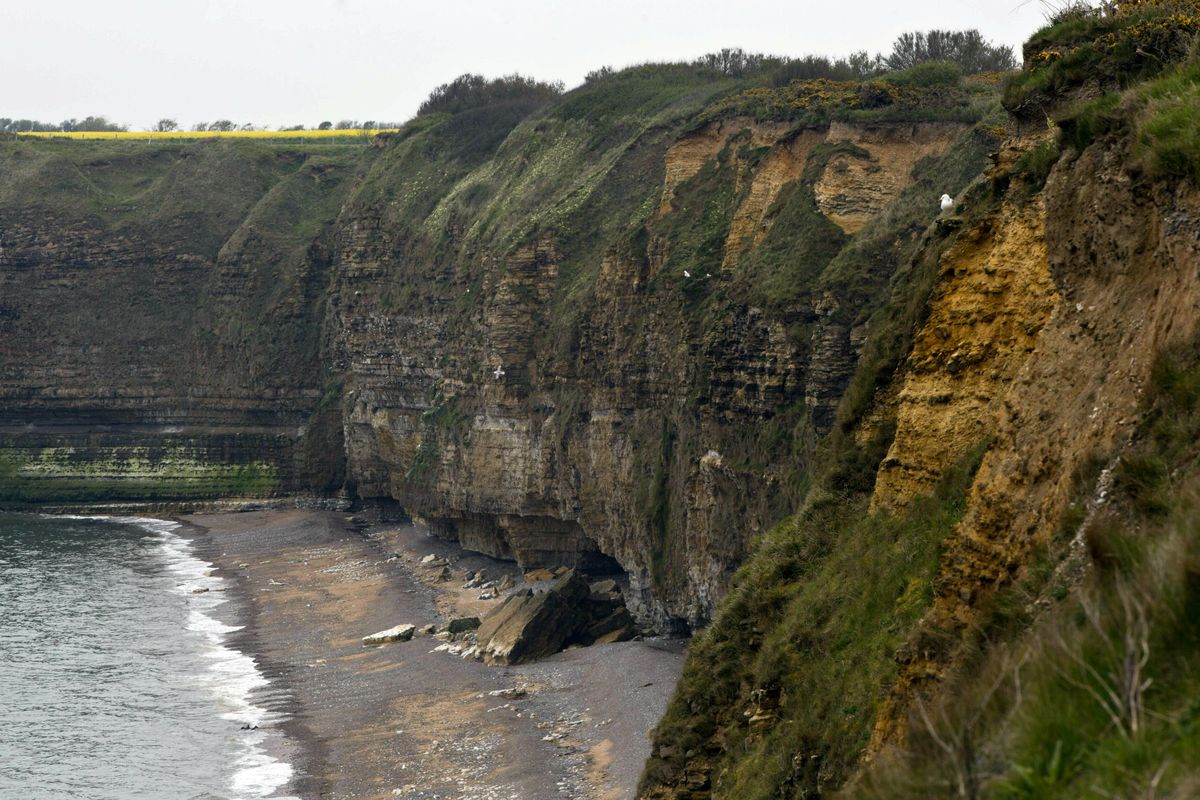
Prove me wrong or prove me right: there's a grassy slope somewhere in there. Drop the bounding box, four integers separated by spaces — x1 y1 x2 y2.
642 7 1200 798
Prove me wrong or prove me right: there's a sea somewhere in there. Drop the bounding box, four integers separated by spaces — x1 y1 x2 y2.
0 513 298 800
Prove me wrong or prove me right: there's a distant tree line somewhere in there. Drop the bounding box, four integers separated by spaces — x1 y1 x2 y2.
0 115 126 133
0 116 403 135
417 73 565 116
585 29 1017 87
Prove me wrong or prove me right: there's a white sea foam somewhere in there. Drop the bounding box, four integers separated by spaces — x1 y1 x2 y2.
58 515 300 800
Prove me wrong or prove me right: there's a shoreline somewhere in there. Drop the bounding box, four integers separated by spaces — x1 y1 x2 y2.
173 517 316 799
180 508 685 800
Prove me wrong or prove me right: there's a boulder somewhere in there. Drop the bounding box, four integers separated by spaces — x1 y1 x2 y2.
589 578 619 596
362 623 415 646
447 616 481 635
475 570 635 664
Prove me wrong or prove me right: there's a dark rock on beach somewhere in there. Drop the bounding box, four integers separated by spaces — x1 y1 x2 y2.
476 569 636 664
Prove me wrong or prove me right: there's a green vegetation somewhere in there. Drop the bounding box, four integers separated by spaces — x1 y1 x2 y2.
1004 0 1200 116
702 76 994 125
1133 61 1200 184
884 61 963 87
883 29 1017 73
417 73 565 117
0 442 280 505
643 445 987 798
1019 8 1200 186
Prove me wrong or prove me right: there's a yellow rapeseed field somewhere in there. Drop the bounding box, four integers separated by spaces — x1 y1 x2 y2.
15 129 398 141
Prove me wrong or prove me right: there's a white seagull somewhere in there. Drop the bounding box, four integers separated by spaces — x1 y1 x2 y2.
940 194 955 215
493 365 505 380
683 270 691 278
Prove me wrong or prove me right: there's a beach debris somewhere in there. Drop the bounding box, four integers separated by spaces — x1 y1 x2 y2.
419 553 441 565
191 587 210 594
447 616 481 635
362 623 416 646
488 686 529 700
478 587 500 600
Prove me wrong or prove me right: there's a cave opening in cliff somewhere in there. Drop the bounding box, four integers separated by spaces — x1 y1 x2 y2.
577 549 625 577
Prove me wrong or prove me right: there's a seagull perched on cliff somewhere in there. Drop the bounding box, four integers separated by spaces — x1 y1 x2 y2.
940 193 955 215
493 364 505 380
682 270 691 278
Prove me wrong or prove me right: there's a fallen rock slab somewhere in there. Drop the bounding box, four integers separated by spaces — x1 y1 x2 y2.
475 570 636 664
362 624 416 646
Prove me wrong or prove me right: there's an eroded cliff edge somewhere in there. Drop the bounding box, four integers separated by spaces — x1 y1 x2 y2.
642 5 1200 797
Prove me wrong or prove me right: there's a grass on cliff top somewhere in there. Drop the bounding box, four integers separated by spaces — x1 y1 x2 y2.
1049 56 1200 187
851 340 1200 799
0 138 363 252
1003 0 1200 116
641 444 986 799
701 72 997 126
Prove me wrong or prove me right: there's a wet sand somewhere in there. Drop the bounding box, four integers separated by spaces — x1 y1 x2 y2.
181 509 685 800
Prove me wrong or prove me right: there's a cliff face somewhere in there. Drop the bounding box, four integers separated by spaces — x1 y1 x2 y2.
0 142 356 502
0 71 987 628
326 77 985 626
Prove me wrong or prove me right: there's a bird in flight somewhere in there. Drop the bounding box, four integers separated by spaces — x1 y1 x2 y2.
493 365 506 380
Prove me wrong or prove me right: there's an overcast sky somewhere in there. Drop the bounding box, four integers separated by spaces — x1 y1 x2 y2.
3 0 1048 130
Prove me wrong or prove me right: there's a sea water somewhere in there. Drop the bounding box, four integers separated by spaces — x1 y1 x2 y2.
0 513 297 800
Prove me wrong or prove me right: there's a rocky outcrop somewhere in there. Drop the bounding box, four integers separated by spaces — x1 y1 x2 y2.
871 135 1200 748
871 186 1058 511
814 122 965 234
362 623 415 645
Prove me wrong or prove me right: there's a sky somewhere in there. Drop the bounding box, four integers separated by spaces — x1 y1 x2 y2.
2 0 1050 130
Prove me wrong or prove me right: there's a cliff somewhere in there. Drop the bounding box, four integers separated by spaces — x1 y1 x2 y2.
0 67 994 631
642 4 1200 797
0 141 356 503
4 9 1199 795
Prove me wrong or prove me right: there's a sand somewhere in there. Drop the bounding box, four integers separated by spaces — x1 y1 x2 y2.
180 509 685 800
